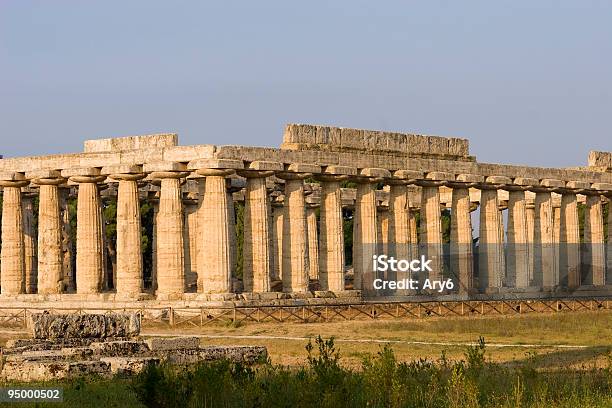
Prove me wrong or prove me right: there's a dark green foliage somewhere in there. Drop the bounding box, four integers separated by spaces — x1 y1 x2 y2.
343 207 353 265
126 337 612 408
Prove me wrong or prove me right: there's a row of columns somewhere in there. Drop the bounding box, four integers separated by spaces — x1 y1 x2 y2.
0 166 611 298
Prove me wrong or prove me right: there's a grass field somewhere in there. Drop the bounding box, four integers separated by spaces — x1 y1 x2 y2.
139 310 612 369
0 310 610 407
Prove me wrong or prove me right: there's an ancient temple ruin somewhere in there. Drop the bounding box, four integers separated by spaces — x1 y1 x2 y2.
0 124 610 309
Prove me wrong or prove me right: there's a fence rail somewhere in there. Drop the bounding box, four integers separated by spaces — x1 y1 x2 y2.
0 298 609 329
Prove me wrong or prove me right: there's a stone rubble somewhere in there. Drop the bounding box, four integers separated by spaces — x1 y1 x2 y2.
0 312 267 381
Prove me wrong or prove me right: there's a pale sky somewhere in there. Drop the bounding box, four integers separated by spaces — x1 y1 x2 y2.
1 1 610 167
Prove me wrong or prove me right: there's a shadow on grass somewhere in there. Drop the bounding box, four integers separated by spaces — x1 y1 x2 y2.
506 345 612 369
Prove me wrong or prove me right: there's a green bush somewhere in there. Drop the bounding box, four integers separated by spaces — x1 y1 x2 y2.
128 337 612 408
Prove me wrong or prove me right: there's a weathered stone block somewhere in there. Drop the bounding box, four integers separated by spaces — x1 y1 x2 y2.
145 337 200 351
28 313 140 339
89 340 150 357
100 357 160 375
84 134 178 153
198 346 268 364
1 360 110 381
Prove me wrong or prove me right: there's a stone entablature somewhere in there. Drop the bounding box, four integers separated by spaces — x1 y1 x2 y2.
281 124 472 161
0 124 610 303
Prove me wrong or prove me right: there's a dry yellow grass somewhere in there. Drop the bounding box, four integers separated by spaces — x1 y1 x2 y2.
139 310 612 369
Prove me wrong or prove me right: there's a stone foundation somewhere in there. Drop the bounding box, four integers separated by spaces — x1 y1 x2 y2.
0 313 267 382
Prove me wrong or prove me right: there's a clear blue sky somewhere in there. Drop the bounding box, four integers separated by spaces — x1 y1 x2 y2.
1 1 610 167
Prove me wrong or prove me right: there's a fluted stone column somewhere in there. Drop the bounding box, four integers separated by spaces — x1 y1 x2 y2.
107 168 146 297
387 180 413 286
306 205 320 281
0 174 28 295
30 171 65 294
278 172 310 293
531 180 563 288
239 163 279 293
506 178 533 288
316 173 348 292
354 168 389 293
377 207 390 263
156 174 187 298
183 201 199 291
559 182 584 289
608 196 612 285
409 207 418 246
195 165 240 294
151 200 159 291
525 200 535 285
418 173 450 282
271 201 285 282
227 183 238 289
22 195 38 293
60 188 74 292
63 169 106 295
584 192 605 286
354 180 378 291
478 177 509 291
606 191 612 285
449 175 479 294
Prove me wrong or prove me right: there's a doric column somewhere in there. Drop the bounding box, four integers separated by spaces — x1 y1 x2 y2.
409 206 418 247
386 170 422 289
417 172 452 283
478 176 510 291
0 172 28 295
60 188 74 292
22 194 38 293
306 205 320 281
377 206 390 263
583 188 605 286
29 170 66 294
277 163 320 293
353 168 390 293
151 199 159 291
104 165 146 298
145 162 189 299
315 167 352 292
190 158 243 294
271 199 285 282
183 200 199 291
238 161 282 293
448 174 480 294
531 179 563 288
597 186 612 285
525 199 535 285
506 178 535 288
557 182 585 289
62 168 106 295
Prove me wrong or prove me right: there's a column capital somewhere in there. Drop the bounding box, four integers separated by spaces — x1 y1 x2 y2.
392 170 424 183
196 169 235 177
144 162 189 180
102 165 146 182
314 174 349 183
238 170 275 178
527 178 564 193
322 165 357 177
187 158 244 171
0 171 28 188
591 182 612 197
276 172 310 181
27 170 66 186
149 171 190 180
446 181 477 189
